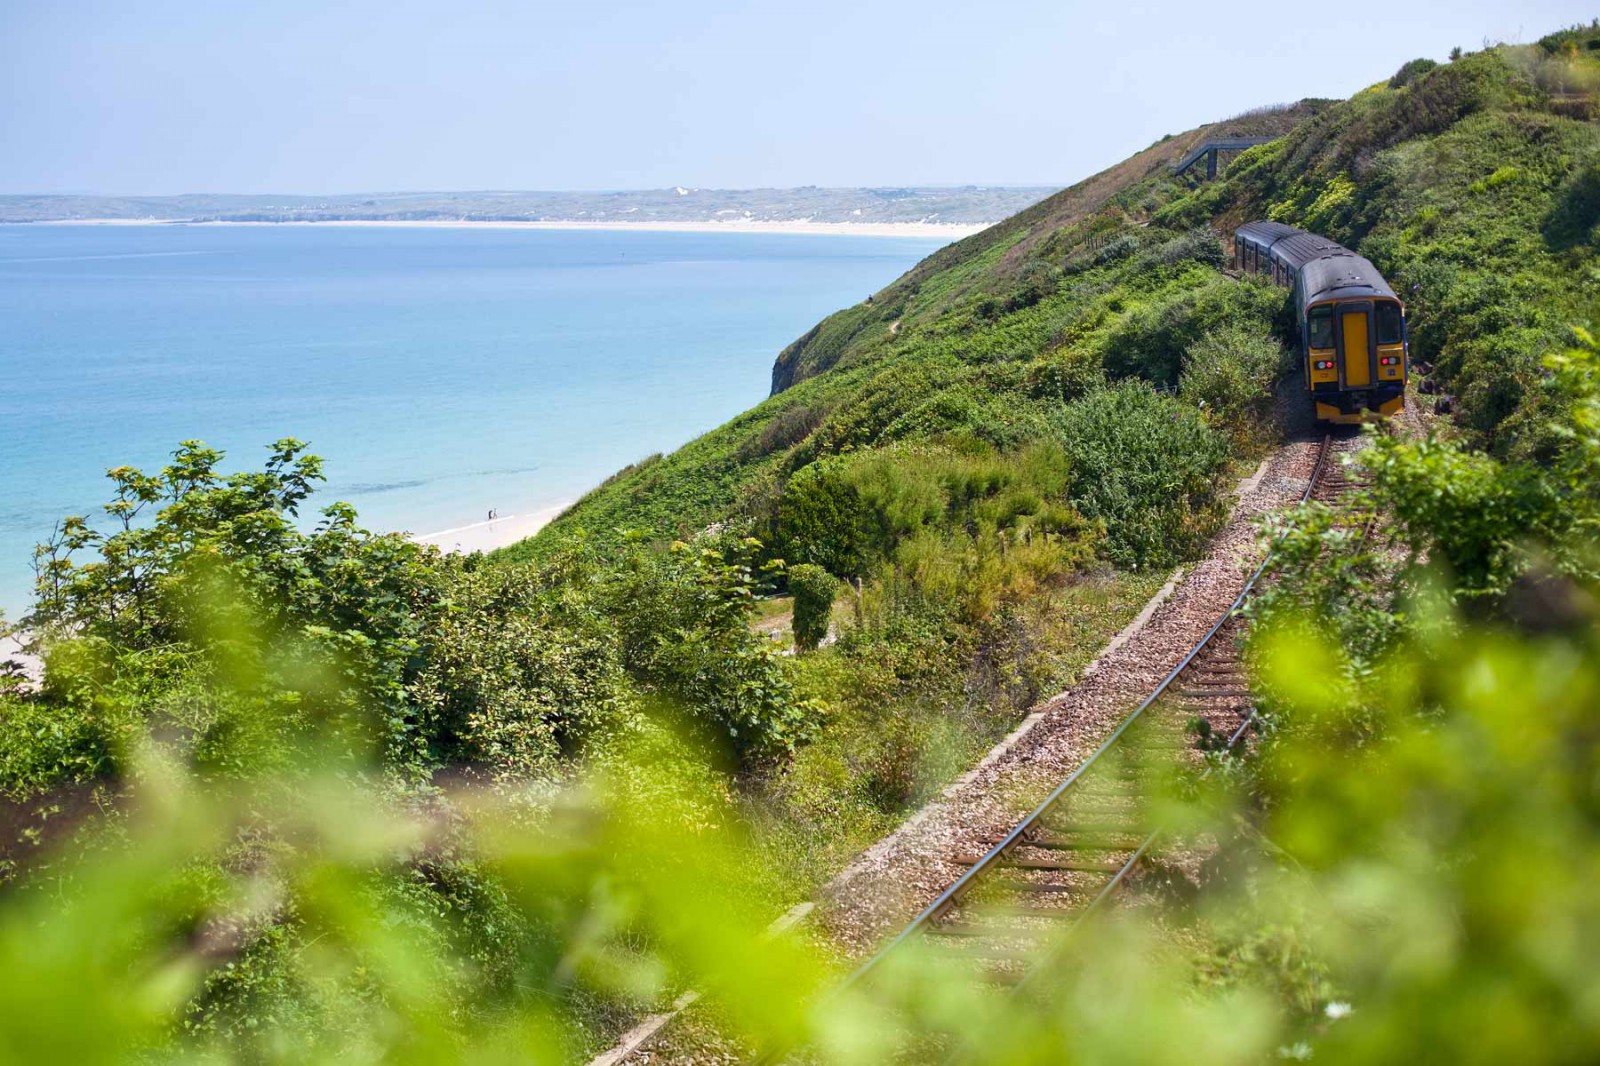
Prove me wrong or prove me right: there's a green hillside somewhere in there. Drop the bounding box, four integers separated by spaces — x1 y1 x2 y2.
510 37 1598 563
499 102 1324 562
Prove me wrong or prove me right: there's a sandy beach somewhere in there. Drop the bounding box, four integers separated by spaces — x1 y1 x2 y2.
412 500 574 555
39 218 991 239
0 501 573 687
1 633 42 685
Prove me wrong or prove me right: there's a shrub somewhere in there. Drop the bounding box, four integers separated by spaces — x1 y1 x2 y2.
1005 260 1062 311
1388 57 1439 89
409 560 636 779
1025 347 1105 404
1150 228 1227 270
1361 433 1560 600
1093 233 1141 267
1180 322 1286 448
787 564 838 652
1053 383 1230 568
736 405 826 461
1101 276 1284 386
775 459 881 578
1542 161 1600 250
605 536 818 762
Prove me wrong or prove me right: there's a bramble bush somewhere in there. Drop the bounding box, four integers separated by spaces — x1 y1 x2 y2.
787 564 837 652
603 535 820 763
1052 382 1230 569
1180 322 1287 449
1100 275 1283 385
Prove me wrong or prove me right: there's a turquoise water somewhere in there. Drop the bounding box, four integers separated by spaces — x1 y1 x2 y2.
0 224 943 617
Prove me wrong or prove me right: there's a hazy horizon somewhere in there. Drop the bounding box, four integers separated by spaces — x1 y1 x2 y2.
5 0 1592 197
4 183 1057 198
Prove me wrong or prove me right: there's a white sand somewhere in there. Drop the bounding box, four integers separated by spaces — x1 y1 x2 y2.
0 503 573 687
412 500 574 555
0 633 42 686
41 218 990 239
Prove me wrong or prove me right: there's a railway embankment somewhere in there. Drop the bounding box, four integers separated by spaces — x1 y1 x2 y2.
814 431 1331 953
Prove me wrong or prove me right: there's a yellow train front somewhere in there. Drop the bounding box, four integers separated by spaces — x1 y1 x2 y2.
1235 221 1407 424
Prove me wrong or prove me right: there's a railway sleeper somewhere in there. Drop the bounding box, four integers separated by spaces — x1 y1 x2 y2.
1180 674 1248 686
1006 831 1145 851
1041 819 1144 835
951 852 1129 873
929 919 1055 939
926 937 1036 962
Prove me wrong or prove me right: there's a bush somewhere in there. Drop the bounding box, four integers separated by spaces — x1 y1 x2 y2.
774 459 881 579
1100 276 1284 386
736 405 826 461
1388 57 1439 88
1093 233 1141 267
787 564 838 652
605 536 818 762
1542 161 1600 250
409 560 635 779
1148 228 1227 270
1180 322 1286 447
1024 347 1105 404
776 443 1096 584
1005 260 1061 311
1053 383 1230 568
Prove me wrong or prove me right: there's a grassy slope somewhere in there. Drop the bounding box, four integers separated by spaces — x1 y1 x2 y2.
1190 37 1600 450
503 34 1600 560
495 104 1321 563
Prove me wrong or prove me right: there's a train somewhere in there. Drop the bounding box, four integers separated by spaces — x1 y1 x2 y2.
1234 221 1408 424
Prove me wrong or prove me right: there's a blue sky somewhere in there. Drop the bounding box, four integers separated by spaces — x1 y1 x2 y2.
3 0 1592 194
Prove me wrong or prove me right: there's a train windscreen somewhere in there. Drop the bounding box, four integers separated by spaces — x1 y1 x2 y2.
1308 306 1334 349
1375 302 1403 345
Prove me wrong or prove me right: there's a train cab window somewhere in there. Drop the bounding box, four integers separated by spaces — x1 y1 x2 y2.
1375 302 1403 345
1307 306 1334 349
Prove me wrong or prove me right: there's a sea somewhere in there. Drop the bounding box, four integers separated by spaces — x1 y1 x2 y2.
0 223 946 618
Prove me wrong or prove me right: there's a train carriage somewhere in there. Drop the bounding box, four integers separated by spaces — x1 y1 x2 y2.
1235 221 1407 423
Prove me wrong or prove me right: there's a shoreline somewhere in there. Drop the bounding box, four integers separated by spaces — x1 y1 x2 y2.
0 501 576 685
18 218 991 239
410 500 574 555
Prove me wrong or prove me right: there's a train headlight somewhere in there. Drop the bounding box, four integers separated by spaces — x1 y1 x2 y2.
1379 356 1401 366
1313 359 1335 370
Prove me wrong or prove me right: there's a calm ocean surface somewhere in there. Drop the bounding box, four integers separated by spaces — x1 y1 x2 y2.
0 224 945 617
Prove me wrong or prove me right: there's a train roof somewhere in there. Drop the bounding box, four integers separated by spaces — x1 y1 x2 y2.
1300 253 1397 303
1269 231 1348 270
1234 221 1398 303
1235 220 1300 247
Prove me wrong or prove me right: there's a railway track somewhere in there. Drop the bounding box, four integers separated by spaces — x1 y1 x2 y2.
615 432 1375 1066
829 431 1367 1024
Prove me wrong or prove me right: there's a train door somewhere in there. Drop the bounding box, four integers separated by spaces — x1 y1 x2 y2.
1337 304 1373 388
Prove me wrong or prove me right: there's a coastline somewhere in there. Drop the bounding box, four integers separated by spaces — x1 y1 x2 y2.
0 501 576 687
1 633 41 686
24 218 991 239
411 500 574 555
